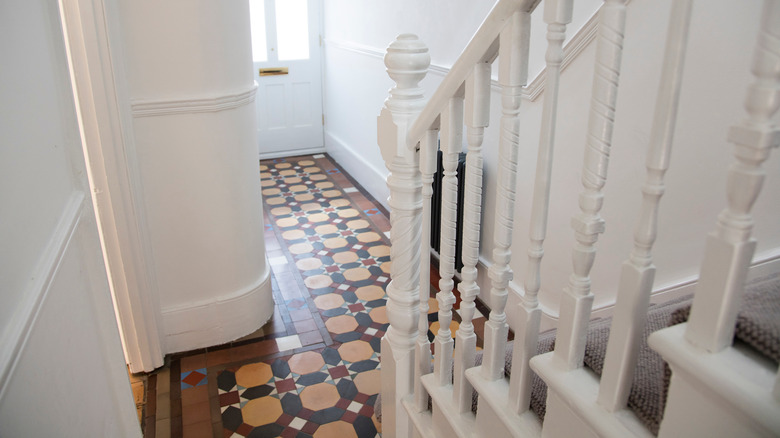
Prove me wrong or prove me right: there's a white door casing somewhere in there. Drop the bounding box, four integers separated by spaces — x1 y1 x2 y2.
251 0 324 159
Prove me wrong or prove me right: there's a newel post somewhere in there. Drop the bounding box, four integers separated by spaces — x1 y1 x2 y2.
377 34 430 438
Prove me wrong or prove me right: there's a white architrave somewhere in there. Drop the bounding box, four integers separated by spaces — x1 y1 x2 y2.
60 0 164 372
377 34 430 438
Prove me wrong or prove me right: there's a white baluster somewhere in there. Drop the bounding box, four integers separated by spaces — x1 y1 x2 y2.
554 0 628 371
508 0 571 413
481 9 530 382
377 34 430 438
598 0 693 412
685 0 780 353
453 63 490 413
434 94 464 387
415 129 439 412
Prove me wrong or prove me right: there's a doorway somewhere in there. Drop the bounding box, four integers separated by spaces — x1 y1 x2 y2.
250 0 324 159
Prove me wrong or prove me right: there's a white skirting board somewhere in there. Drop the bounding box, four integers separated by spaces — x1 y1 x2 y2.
160 264 273 354
324 130 390 211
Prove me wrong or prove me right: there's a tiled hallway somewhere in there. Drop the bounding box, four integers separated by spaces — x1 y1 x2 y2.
141 154 389 437
139 153 489 437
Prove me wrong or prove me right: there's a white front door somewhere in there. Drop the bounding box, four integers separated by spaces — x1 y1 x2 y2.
250 0 324 159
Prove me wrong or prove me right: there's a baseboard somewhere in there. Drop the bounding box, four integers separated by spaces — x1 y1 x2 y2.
0 192 84 401
324 130 389 210
161 263 273 354
259 146 326 161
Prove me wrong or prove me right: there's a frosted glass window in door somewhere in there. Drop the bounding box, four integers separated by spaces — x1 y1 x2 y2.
275 0 310 61
249 0 268 62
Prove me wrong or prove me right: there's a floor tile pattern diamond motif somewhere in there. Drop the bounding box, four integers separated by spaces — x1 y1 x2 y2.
215 155 388 437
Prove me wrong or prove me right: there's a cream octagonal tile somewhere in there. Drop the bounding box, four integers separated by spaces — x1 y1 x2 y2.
314 293 345 310
287 351 325 375
353 369 381 396
299 382 340 411
324 314 358 334
241 397 282 427
234 362 273 388
338 340 374 363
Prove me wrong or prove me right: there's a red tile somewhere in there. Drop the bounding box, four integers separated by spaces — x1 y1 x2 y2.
359 404 374 417
275 378 296 394
328 365 349 380
236 423 254 435
301 421 319 434
354 393 369 403
341 410 359 423
297 407 314 420
219 391 239 407
277 413 295 427
335 398 351 409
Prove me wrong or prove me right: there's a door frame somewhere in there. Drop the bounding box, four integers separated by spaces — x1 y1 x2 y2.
254 0 326 160
59 0 164 373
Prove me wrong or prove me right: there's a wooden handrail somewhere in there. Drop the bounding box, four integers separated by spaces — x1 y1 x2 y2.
405 0 542 149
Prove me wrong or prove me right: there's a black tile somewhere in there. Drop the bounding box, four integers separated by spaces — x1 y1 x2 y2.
271 358 291 378
336 378 358 399
349 359 378 373
365 298 386 309
355 312 373 327
296 371 328 386
217 371 236 392
334 332 362 343
323 308 347 318
241 384 275 400
309 407 345 425
281 392 304 416
322 347 341 365
221 406 243 431
249 423 285 437
353 414 378 436
341 291 358 304
330 272 346 284
369 337 381 353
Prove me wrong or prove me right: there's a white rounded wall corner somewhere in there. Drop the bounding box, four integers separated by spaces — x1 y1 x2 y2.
160 263 273 354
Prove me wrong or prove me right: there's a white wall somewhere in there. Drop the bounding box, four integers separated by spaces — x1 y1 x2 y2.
323 0 780 323
0 1 139 434
116 0 273 353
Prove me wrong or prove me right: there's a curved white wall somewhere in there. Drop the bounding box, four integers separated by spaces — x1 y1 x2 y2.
117 0 272 352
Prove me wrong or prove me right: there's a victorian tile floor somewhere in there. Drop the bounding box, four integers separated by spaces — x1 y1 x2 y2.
138 153 489 438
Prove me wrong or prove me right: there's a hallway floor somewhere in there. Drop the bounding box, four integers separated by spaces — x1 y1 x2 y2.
139 153 488 437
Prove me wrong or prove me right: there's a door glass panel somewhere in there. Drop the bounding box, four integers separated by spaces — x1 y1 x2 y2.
249 0 268 62
275 0 309 61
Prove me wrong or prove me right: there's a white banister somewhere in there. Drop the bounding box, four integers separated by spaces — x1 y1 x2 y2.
453 62 491 414
415 130 438 413
433 95 464 388
554 0 628 371
597 0 693 412
377 34 430 438
508 0 572 414
684 0 780 353
481 8 531 382
407 0 542 149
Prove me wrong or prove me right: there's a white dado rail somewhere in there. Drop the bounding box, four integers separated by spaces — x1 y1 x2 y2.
377 0 780 437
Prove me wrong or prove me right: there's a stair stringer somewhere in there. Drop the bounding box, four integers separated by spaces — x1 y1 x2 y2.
466 366 542 438
420 373 478 438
